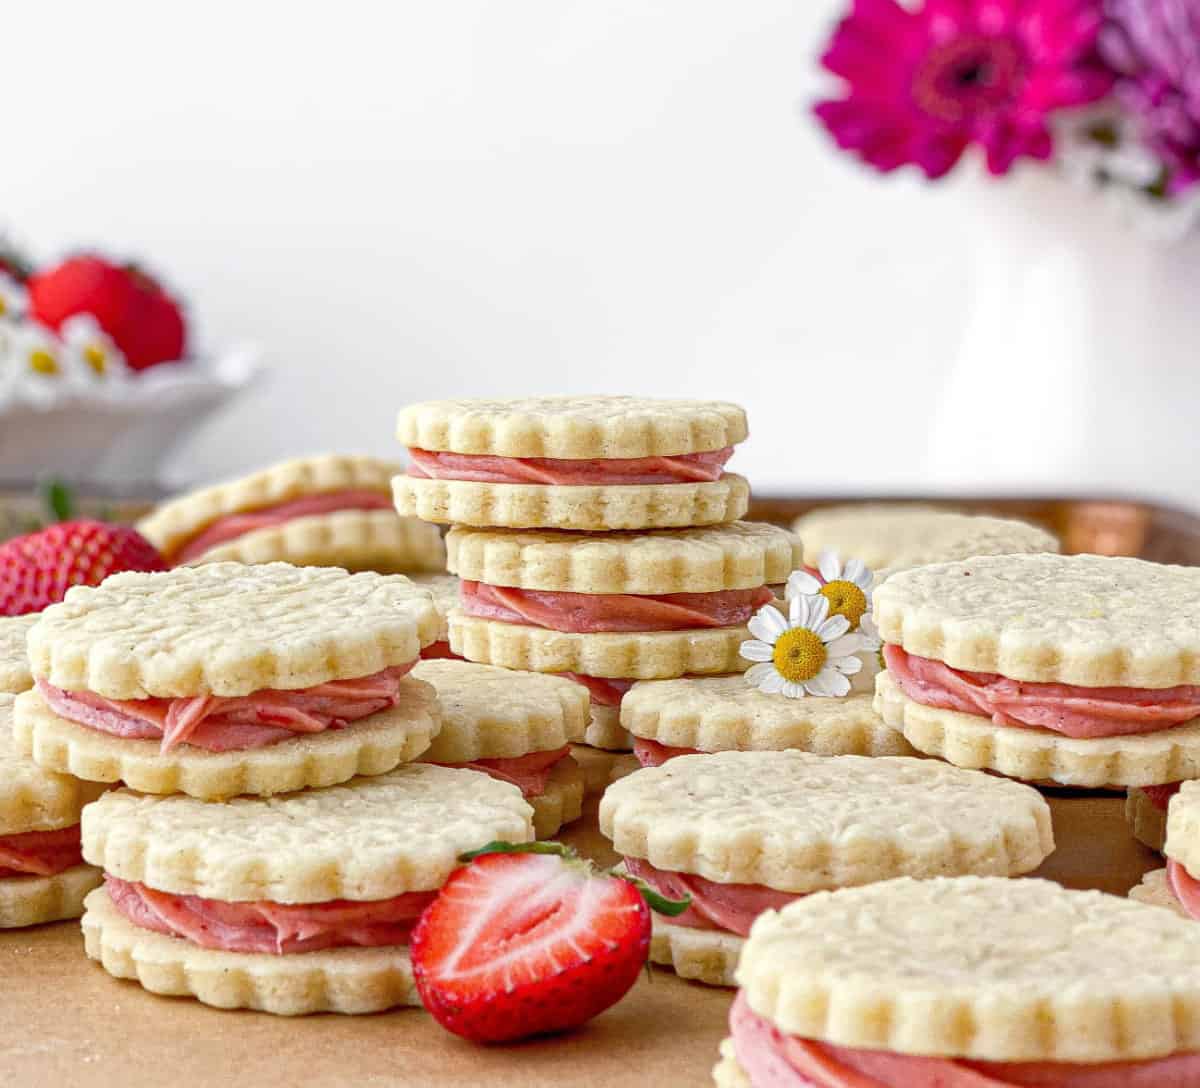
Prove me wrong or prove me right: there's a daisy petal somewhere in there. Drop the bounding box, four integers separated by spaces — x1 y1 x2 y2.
740 639 774 663
760 670 787 695
817 614 851 641
844 558 873 591
746 662 776 685
786 570 822 599
806 668 851 697
780 681 808 699
826 633 865 658
807 595 831 628
833 654 863 676
748 606 788 643
817 550 842 583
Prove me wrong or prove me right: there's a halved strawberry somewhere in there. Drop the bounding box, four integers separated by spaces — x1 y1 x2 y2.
410 842 687 1044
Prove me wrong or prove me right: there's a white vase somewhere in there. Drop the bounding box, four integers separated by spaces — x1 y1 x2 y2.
925 167 1200 506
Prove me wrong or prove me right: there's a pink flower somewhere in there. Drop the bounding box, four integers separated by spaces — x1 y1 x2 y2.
814 0 1114 178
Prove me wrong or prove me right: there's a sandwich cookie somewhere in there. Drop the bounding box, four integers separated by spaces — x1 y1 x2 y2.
568 743 639 796
599 750 1052 987
0 694 107 927
792 503 1058 579
0 613 37 694
80 764 533 1014
621 675 916 768
719 876 1200 1085
14 563 441 799
139 454 446 573
412 659 587 838
409 573 463 660
394 396 750 531
1131 780 1200 917
874 554 1200 787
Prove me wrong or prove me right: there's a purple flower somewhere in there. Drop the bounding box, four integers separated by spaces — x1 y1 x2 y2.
1101 0 1200 193
814 0 1114 179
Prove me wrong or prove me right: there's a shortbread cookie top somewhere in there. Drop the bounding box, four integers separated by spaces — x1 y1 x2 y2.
599 750 1051 891
0 695 106 834
874 553 1200 687
447 522 798 594
0 614 37 694
82 763 533 903
791 505 1057 572
138 454 400 559
621 677 914 756
396 396 748 459
1164 779 1200 875
408 574 459 624
412 660 588 761
29 563 442 700
737 876 1200 1062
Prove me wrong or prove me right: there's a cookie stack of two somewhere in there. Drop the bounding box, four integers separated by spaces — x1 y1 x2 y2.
392 396 798 796
12 563 538 1015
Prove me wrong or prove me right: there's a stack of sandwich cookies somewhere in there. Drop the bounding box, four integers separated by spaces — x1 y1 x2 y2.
874 554 1200 787
14 563 441 799
412 659 587 838
600 750 1052 987
394 396 750 531
409 574 463 660
138 454 445 573
1131 780 1200 916
0 694 106 927
80 764 533 1014
0 614 37 694
717 876 1200 1085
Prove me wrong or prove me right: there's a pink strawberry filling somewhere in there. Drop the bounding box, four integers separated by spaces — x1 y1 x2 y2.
432 747 572 798
563 674 635 707
633 737 701 767
405 447 734 486
0 825 84 878
461 581 774 633
173 489 393 563
1167 860 1200 920
420 640 463 661
885 645 1200 740
36 662 414 755
105 876 435 955
1142 783 1182 811
623 857 799 938
730 992 1200 1087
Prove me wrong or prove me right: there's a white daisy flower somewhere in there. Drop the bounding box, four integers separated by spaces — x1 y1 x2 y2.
0 272 27 322
60 314 129 386
786 550 874 632
740 593 864 699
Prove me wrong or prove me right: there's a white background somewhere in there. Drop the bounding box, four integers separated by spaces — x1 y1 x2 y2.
2 0 1117 499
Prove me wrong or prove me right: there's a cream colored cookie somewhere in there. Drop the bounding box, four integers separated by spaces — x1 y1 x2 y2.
412 659 587 762
570 744 638 794
447 522 798 594
1 864 101 928
0 694 107 833
876 670 1200 787
1129 867 1186 916
81 889 420 1015
584 704 633 751
1165 779 1200 875
738 876 1200 1062
621 677 915 757
408 574 459 636
188 509 446 574
449 614 749 680
29 562 441 700
875 553 1200 687
396 396 748 459
600 750 1052 891
15 680 439 800
713 1038 750 1088
529 757 585 839
394 475 750 531
1127 788 1169 853
649 914 742 988
0 614 36 694
137 454 399 560
82 762 532 902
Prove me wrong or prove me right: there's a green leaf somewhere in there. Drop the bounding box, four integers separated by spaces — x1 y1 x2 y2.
457 840 576 864
41 479 75 523
618 874 692 918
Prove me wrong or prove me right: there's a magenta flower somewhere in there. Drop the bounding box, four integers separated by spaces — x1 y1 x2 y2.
1101 0 1200 193
815 0 1113 178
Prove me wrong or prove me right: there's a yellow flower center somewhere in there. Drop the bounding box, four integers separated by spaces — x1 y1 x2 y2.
820 579 868 630
83 344 107 375
772 628 827 683
0 298 7 316
28 349 58 375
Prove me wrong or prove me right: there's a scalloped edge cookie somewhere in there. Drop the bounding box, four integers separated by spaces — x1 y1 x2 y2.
396 396 749 459
620 678 915 757
0 614 36 694
393 474 750 531
81 889 421 1015
1129 868 1186 916
14 679 440 801
529 757 585 839
0 864 101 928
649 914 741 988
449 614 749 680
713 1038 750 1088
446 522 798 594
569 744 638 795
1165 780 1200 875
584 704 633 751
875 670 1200 787
1127 788 1169 853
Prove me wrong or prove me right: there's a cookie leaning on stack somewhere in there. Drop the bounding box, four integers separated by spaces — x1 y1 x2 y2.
1131 780 1200 916
0 614 37 694
408 573 463 660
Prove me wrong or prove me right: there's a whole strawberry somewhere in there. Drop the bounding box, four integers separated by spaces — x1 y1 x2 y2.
27 255 186 371
410 842 688 1045
0 520 166 616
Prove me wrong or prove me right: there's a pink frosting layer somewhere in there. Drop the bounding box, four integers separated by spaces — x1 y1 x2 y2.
730 992 1200 1087
563 674 635 708
1167 859 1200 920
623 857 798 938
105 876 434 955
431 747 572 798
36 662 414 755
633 737 701 768
420 640 464 661
0 825 84 878
406 447 733 486
884 646 1200 740
173 489 393 563
461 581 774 634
